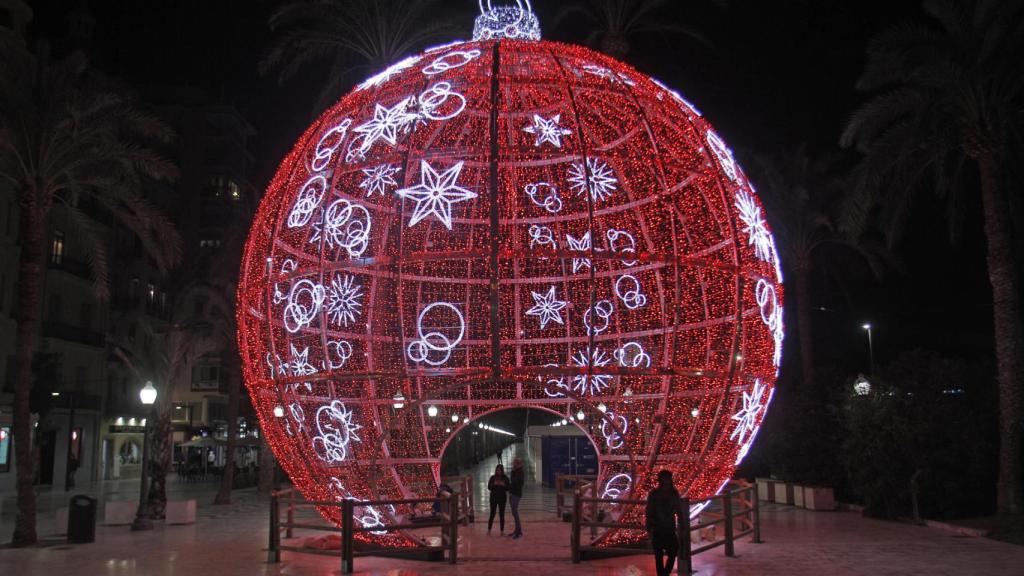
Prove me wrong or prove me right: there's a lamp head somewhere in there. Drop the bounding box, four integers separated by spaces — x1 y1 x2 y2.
139 381 158 405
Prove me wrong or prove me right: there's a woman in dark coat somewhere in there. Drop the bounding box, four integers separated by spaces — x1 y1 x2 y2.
508 458 525 538
645 469 686 576
487 463 509 534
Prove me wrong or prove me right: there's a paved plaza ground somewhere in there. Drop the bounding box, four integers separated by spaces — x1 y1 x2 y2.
2 447 1023 575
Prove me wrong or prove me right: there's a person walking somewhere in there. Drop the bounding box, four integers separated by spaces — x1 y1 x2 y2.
508 457 525 538
487 464 509 534
645 470 686 576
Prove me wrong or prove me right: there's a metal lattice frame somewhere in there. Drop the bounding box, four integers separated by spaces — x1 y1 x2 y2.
237 38 783 548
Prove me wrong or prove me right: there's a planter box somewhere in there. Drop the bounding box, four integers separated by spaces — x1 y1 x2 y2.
755 478 776 502
104 500 136 525
55 506 69 535
793 485 806 508
166 499 196 525
803 486 835 511
774 482 795 505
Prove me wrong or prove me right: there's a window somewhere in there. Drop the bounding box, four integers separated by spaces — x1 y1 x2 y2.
0 426 10 473
147 283 156 304
199 238 222 249
51 231 65 265
159 291 166 309
79 303 91 331
204 175 241 200
0 272 5 311
48 294 62 322
191 365 221 392
129 277 139 301
171 403 193 424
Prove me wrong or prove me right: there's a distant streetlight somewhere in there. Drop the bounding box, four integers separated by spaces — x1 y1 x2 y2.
854 374 871 396
132 381 158 531
272 405 285 418
427 405 438 418
392 393 406 409
451 413 460 423
862 323 874 373
576 410 585 421
597 403 607 413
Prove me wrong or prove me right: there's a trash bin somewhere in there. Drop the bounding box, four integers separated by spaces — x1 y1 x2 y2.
67 495 97 543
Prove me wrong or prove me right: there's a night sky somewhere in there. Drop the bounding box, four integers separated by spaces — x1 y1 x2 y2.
28 0 996 376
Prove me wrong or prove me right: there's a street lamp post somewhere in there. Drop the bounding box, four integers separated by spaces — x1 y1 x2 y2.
132 381 158 531
862 323 874 373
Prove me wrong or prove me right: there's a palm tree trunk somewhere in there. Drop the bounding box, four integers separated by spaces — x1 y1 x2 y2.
147 409 172 519
258 435 276 494
215 365 240 505
978 155 1024 515
11 205 45 547
794 264 816 391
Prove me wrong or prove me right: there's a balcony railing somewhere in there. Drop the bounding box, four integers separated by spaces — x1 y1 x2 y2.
42 322 105 347
48 257 92 280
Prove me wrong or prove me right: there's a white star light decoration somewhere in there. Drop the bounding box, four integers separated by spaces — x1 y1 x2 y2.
287 344 317 377
730 379 768 447
325 274 364 327
396 161 478 229
523 114 572 148
351 98 418 157
360 164 401 197
569 158 618 202
526 286 567 329
566 232 594 273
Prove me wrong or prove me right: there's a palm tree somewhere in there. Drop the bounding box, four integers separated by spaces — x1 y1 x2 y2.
841 0 1024 514
0 43 181 545
210 199 255 506
111 279 233 518
261 0 456 113
754 148 891 393
553 0 721 59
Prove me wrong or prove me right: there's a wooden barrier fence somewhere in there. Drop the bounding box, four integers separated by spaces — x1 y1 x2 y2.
269 487 460 574
571 480 761 574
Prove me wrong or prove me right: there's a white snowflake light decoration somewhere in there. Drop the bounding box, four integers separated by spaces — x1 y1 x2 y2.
360 164 401 197
571 346 614 396
357 55 423 91
569 158 618 202
325 274 364 327
735 189 776 265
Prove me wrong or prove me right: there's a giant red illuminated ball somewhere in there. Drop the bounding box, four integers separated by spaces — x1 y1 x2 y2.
238 7 783 547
